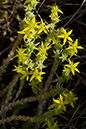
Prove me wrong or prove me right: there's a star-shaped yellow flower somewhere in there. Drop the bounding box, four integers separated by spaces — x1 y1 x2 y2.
58 28 73 45
35 41 51 56
65 59 80 75
30 69 45 82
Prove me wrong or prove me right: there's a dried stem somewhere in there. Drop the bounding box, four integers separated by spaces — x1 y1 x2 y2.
0 115 34 124
0 34 23 80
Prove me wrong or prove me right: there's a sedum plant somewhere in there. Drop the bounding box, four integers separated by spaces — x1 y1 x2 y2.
13 0 83 128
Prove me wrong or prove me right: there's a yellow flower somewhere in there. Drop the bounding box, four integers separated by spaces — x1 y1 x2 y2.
18 17 39 39
30 69 45 82
35 41 51 56
24 0 38 6
53 94 68 111
57 28 73 45
63 91 78 108
65 59 80 75
37 19 50 34
67 39 84 54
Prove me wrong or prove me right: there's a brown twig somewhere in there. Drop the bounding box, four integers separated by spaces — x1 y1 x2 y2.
0 34 23 80
0 115 34 124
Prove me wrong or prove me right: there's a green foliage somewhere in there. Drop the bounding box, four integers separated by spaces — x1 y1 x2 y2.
21 121 34 129
13 104 28 115
13 0 83 128
46 120 59 129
